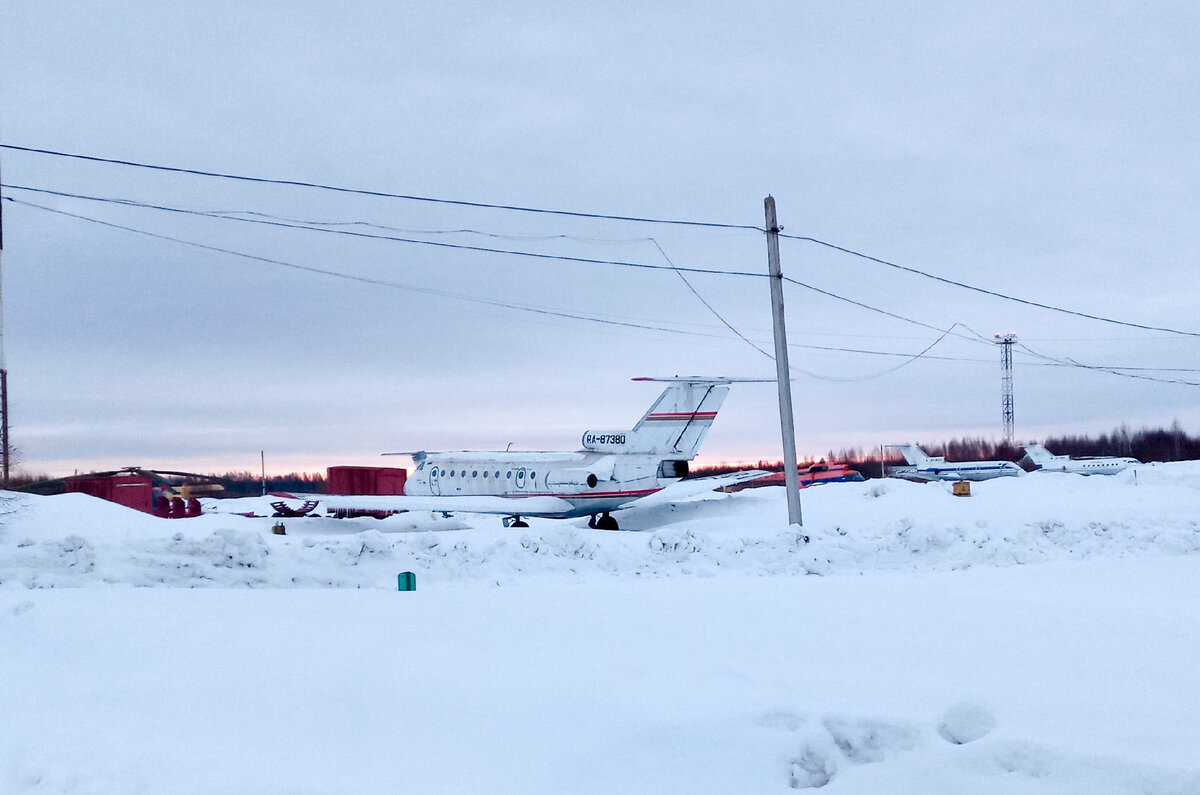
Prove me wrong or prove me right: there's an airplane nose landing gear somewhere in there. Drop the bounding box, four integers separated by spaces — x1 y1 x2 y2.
503 516 529 528
589 512 620 531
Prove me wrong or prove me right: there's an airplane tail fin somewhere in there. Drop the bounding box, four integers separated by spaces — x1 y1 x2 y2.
892 444 933 466
1022 444 1054 467
581 378 736 458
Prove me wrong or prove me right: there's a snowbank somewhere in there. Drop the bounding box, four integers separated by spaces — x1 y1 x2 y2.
3 464 1199 793
3 462 1199 589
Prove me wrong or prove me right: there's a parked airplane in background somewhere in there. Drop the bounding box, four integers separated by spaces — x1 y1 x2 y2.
724 461 865 492
888 444 1024 482
1022 443 1139 475
280 377 766 530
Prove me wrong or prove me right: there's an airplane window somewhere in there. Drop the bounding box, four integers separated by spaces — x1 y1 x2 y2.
530 471 536 480
472 470 478 478
483 471 489 478
450 470 455 477
495 471 500 479
506 471 511 479
432 467 439 477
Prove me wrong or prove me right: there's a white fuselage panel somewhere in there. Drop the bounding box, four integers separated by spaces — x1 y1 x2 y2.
405 451 675 517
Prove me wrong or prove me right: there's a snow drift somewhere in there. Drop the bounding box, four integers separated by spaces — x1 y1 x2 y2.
2 463 1199 793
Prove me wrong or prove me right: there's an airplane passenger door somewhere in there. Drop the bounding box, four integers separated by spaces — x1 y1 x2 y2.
515 467 527 490
430 466 442 496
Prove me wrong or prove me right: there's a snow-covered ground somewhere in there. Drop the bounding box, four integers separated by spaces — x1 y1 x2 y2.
3 463 1200 793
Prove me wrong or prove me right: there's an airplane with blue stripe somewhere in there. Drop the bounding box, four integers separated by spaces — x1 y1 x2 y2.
889 444 1024 482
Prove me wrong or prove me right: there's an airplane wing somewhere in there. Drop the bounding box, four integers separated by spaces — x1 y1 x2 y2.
271 472 765 517
628 470 770 508
272 493 577 517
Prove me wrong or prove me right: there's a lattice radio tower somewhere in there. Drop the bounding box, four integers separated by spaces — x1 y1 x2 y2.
995 333 1017 445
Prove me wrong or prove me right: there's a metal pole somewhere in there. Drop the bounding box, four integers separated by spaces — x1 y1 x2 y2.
0 158 8 488
0 369 7 488
261 450 266 496
764 196 802 526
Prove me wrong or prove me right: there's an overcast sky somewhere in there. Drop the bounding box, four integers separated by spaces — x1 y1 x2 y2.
1 1 1198 476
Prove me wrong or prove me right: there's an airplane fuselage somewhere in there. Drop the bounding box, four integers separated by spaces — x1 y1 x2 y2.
890 444 1024 482
897 459 1024 482
1034 456 1138 475
1022 444 1138 475
915 461 1024 481
404 451 687 518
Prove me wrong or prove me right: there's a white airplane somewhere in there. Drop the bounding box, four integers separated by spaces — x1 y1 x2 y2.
1022 443 1139 475
888 444 1024 482
277 377 767 530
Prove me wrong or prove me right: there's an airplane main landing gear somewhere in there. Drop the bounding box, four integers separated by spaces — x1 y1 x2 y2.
589 512 620 531
504 516 529 528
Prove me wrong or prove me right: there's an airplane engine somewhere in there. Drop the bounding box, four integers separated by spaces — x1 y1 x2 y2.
547 459 616 488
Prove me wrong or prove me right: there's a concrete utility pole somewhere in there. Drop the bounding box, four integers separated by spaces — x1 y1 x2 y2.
764 196 802 527
0 159 9 487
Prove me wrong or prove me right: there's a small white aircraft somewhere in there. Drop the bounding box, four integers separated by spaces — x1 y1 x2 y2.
279 377 767 530
1022 443 1139 475
888 444 1024 482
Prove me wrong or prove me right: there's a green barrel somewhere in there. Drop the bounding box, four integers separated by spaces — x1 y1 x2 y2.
397 571 417 591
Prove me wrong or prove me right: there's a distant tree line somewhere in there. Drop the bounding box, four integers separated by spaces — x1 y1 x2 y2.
5 472 54 489
691 422 1200 480
206 471 327 497
10 422 1199 490
9 469 327 497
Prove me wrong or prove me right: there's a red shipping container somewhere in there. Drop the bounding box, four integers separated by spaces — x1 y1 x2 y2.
66 475 112 501
327 466 406 495
66 474 154 514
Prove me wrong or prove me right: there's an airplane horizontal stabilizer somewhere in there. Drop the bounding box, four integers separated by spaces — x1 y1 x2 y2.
628 470 769 508
631 376 775 384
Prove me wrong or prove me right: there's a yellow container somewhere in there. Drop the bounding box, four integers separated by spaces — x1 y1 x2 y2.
952 481 971 497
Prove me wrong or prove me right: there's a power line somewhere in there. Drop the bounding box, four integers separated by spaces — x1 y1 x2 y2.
0 181 1106 355
2 184 676 245
2 195 1002 373
6 192 955 346
4 196 759 339
5 145 1197 341
647 238 951 382
8 193 1198 388
2 184 765 280
1015 340 1200 387
786 324 968 383
15 186 986 367
20 183 989 358
650 237 775 362
0 144 762 231
782 274 989 346
782 233 1200 339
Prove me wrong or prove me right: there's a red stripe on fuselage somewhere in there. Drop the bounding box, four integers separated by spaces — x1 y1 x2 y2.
498 488 662 500
644 412 717 421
